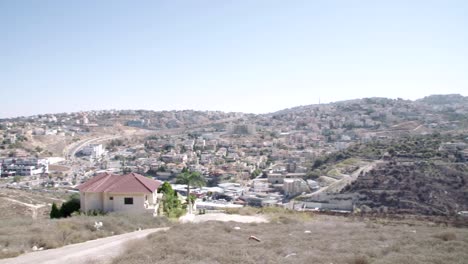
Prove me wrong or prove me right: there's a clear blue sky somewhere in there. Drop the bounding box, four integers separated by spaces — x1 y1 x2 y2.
1 0 467 118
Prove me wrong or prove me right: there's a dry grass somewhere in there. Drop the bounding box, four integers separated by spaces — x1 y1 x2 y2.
0 188 69 205
112 215 468 264
0 189 69 220
0 213 169 259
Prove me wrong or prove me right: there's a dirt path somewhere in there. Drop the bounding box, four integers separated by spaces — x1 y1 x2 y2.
179 213 269 224
1 197 46 219
0 227 169 264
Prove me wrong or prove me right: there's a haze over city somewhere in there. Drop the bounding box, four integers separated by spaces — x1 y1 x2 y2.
1 0 467 118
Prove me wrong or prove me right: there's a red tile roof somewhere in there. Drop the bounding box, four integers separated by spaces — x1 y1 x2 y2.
78 173 162 193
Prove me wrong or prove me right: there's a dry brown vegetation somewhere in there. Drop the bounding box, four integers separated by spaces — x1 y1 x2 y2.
0 213 169 259
113 214 468 264
0 189 69 220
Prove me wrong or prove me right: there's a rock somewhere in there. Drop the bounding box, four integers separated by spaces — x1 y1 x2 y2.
234 226 241 230
360 205 372 213
304 230 311 234
179 213 195 223
248 236 261 242
94 221 103 230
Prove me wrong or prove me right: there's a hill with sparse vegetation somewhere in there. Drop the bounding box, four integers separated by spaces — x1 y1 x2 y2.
306 133 468 216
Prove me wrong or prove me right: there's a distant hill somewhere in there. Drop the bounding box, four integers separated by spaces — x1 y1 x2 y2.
417 94 468 105
262 94 468 136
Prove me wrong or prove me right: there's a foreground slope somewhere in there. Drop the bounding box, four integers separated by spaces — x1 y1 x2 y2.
0 228 169 264
112 215 468 264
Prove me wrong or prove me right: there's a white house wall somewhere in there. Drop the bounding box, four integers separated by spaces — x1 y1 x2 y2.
82 192 103 212
81 191 157 213
108 193 146 212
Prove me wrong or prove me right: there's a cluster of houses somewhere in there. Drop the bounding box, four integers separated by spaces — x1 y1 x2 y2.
76 172 319 215
0 158 49 177
3 95 468 216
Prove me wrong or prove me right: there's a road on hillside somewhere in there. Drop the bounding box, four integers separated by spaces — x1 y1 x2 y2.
64 135 122 161
0 227 169 264
307 160 383 197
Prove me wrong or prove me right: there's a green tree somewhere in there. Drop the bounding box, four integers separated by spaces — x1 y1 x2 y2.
157 182 182 217
50 202 62 219
180 145 187 153
176 170 206 213
250 169 261 179
158 182 174 195
59 194 81 217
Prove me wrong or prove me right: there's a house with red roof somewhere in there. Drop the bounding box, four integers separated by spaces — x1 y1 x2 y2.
77 173 163 216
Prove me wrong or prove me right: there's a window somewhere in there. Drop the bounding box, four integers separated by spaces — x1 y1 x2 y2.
124 197 133 205
109 197 113 200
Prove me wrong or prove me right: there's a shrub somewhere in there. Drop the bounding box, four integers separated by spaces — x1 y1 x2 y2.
85 209 107 216
347 255 369 264
50 203 62 219
60 197 80 217
158 182 183 218
433 231 457 241
49 194 81 219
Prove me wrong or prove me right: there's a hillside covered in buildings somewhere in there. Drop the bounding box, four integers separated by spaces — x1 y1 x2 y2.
1 94 467 216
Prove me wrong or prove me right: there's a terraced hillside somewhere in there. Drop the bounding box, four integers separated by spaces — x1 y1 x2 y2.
343 161 468 215
307 133 468 215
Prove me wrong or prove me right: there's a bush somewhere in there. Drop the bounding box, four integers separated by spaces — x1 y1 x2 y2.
60 197 80 218
167 208 185 218
158 182 182 218
347 255 369 264
49 194 81 219
50 203 62 219
84 209 107 216
433 232 457 241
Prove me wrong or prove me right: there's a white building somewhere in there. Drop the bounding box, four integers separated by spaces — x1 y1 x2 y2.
268 172 307 184
252 179 269 193
283 178 310 197
78 173 162 216
0 158 49 176
33 128 46 135
80 144 105 160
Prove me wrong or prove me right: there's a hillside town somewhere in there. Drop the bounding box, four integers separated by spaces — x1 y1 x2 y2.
1 95 467 213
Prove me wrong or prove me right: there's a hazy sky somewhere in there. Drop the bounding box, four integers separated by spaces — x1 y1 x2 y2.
1 0 467 118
